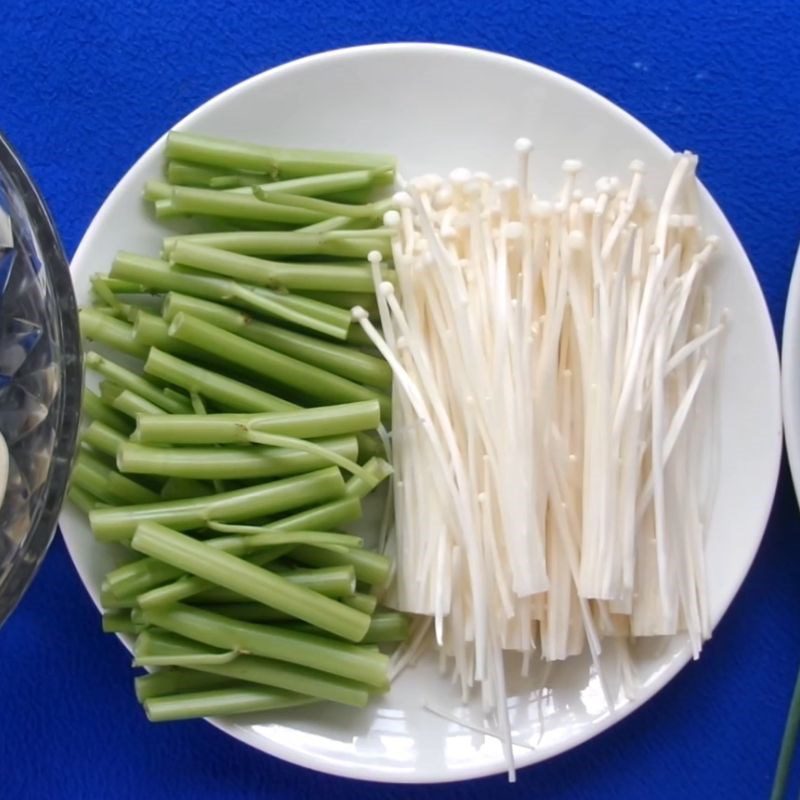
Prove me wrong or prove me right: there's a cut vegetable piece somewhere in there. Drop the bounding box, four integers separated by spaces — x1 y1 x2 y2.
132 310 212 362
292 544 391 587
161 186 329 224
131 522 371 643
107 471 160 505
141 603 389 688
292 611 409 644
169 315 392 412
82 388 135 435
143 562 355 609
106 495 362 604
68 485 102 513
163 293 392 388
83 421 127 459
170 240 388 293
165 131 395 178
341 592 378 615
144 685 313 722
89 466 345 541
166 160 259 188
250 190 382 220
101 612 139 634
143 348 294 414
230 169 383 197
111 389 167 420
80 309 148 359
117 435 358 480
85 352 191 414
136 630 371 707
72 450 157 506
264 495 363 533
343 456 393 499
243 430 375 486
205 526 363 549
134 668 235 701
111 252 352 339
133 401 380 445
105 557 183 602
162 230 390 261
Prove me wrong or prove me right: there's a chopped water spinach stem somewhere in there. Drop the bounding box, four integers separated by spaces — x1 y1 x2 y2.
73 134 404 728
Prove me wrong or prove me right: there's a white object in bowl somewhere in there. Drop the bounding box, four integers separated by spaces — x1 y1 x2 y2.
62 43 782 783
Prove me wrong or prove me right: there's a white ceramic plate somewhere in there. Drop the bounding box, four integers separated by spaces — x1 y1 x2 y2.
782 244 800 493
62 43 782 783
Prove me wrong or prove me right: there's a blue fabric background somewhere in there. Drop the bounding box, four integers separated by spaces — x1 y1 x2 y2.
1 1 799 797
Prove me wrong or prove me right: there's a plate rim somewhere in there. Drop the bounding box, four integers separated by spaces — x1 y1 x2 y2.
63 41 783 783
782 244 800 491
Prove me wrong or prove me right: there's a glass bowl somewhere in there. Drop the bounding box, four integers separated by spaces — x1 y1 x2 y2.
0 132 82 626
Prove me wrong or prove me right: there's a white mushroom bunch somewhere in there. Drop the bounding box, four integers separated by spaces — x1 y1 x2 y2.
352 142 726 776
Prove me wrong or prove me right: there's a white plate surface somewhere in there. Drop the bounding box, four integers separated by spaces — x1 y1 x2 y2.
782 245 800 496
62 43 782 782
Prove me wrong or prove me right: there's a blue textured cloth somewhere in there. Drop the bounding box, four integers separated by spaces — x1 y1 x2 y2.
2 2 800 797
